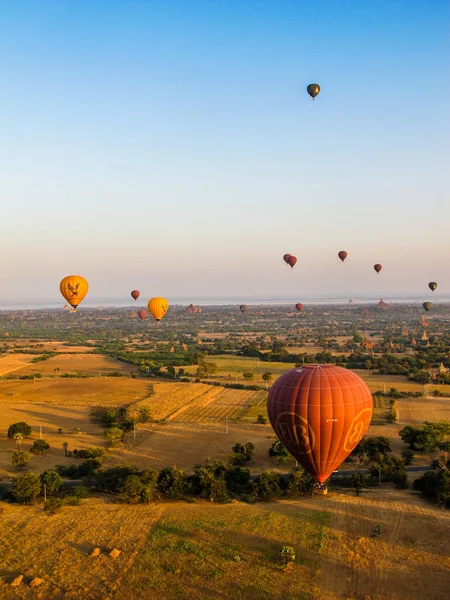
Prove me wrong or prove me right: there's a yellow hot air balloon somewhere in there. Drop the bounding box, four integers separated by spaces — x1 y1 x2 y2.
148 297 169 322
60 275 89 311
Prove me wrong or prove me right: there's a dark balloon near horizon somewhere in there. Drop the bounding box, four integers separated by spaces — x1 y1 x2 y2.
374 264 382 274
131 290 140 301
307 83 320 99
338 251 348 262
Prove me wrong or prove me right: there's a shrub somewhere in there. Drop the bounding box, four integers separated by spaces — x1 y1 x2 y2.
11 472 41 504
44 497 64 515
30 440 50 455
189 467 229 502
12 451 30 470
105 427 123 446
7 422 32 439
256 414 268 424
94 464 139 494
101 409 117 425
280 546 296 565
72 447 107 461
138 407 152 423
40 470 62 496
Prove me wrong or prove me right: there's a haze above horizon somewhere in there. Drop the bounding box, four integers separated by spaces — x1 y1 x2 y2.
1 0 449 303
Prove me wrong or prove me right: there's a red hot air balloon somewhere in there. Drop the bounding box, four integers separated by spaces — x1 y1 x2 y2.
338 251 348 262
267 365 373 483
283 254 292 264
374 264 382 274
287 256 297 268
138 309 147 320
131 290 140 301
295 303 304 312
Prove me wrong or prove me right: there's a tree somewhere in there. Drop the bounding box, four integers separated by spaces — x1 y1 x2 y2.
12 451 30 470
421 421 450 452
62 441 69 456
102 409 117 425
118 475 144 504
40 470 62 496
13 433 23 448
262 372 273 384
351 471 365 496
268 438 290 464
399 425 424 450
138 406 152 423
157 467 188 499
285 469 315 496
8 422 32 439
105 427 123 447
256 414 268 424
229 442 255 465
252 471 282 500
11 472 41 504
242 371 255 380
30 440 50 455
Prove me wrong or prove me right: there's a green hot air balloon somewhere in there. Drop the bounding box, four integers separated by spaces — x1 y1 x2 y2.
429 282 437 292
240 305 248 313
307 83 320 99
423 302 432 312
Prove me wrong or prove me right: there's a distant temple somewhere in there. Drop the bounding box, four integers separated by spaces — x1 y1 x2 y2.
348 299 354 304
377 298 389 309
420 315 430 327
422 330 429 341
186 304 202 315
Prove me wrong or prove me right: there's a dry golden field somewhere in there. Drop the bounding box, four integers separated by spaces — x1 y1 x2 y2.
0 490 448 600
14 353 135 377
0 355 35 377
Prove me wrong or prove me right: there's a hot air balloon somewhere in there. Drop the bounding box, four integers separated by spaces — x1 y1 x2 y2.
423 302 432 312
148 297 169 322
429 282 437 292
131 290 140 301
283 254 292 264
295 303 304 312
374 264 382 274
307 83 320 99
240 305 248 313
267 365 373 483
138 309 147 320
60 275 89 311
338 251 347 262
287 256 297 268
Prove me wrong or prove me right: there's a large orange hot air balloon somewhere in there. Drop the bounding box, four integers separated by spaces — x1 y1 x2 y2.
267 365 373 483
283 254 292 264
131 290 140 301
338 250 347 262
148 297 169 322
60 275 89 311
138 309 147 320
287 256 297 268
374 264 382 274
295 303 304 312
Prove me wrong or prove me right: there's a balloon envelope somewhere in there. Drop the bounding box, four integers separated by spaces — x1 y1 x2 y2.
374 264 382 274
428 282 437 292
338 251 347 262
287 256 297 268
240 305 248 313
148 297 169 321
295 303 304 312
60 275 89 310
138 309 147 320
267 365 373 483
283 254 292 264
131 290 140 301
423 302 432 312
307 83 320 99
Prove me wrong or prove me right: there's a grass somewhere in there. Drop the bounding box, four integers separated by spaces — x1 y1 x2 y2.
1 491 449 600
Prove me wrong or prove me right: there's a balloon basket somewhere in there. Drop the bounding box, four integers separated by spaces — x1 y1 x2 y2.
312 484 328 496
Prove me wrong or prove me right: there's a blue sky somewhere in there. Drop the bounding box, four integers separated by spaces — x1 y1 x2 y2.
0 0 449 302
